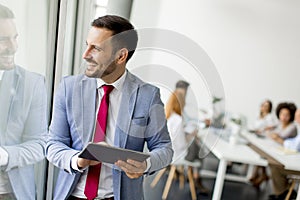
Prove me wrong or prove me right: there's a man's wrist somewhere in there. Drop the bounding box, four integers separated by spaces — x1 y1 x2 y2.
71 153 86 172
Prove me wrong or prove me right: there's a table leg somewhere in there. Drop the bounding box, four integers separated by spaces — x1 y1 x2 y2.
212 159 227 200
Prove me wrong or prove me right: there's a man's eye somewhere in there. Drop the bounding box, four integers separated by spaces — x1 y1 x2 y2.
85 42 102 52
94 46 102 51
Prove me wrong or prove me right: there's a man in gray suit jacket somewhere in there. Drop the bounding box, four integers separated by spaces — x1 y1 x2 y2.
0 4 47 199
46 15 173 200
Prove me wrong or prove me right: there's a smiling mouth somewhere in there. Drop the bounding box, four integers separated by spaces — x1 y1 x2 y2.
86 63 98 70
85 59 97 65
0 55 14 64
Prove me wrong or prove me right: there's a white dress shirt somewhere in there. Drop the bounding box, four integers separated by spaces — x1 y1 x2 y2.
71 71 127 198
0 70 4 80
71 70 151 198
0 70 9 167
167 112 188 162
0 70 9 166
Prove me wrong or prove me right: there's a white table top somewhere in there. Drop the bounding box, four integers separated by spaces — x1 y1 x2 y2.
199 128 268 166
241 131 300 171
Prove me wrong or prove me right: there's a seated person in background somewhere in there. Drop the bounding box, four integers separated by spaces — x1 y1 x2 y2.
253 99 277 134
250 99 277 187
268 108 300 200
174 80 211 127
165 90 188 161
165 89 209 194
174 80 191 123
251 102 297 188
269 102 297 143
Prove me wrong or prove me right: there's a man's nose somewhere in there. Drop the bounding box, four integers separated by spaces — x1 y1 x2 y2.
82 46 92 59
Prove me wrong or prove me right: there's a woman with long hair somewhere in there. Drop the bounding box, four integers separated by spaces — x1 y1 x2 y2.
253 99 277 134
165 90 209 194
165 90 187 161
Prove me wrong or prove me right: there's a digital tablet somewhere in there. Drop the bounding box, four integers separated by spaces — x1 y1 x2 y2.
78 142 150 164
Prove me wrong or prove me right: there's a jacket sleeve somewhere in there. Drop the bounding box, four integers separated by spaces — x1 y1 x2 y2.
46 78 80 174
144 87 173 173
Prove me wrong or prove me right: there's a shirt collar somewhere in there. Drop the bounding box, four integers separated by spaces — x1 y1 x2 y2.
96 70 127 91
0 70 4 80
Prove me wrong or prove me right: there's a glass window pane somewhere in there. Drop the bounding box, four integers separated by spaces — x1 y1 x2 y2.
0 1 49 199
95 7 107 18
96 0 108 7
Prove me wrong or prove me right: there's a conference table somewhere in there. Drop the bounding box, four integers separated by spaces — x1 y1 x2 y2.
198 128 268 200
241 130 300 200
199 128 300 200
241 130 300 172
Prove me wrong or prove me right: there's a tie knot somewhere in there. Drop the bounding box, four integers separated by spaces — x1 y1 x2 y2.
102 85 114 95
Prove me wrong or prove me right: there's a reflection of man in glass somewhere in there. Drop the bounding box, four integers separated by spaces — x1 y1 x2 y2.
0 4 47 199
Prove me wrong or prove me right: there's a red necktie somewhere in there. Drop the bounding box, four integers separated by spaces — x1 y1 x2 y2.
84 85 114 200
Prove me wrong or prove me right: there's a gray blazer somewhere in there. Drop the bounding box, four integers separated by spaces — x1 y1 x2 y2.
46 71 173 200
0 66 47 199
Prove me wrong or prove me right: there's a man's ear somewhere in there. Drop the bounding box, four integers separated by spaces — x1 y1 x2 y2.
116 48 128 64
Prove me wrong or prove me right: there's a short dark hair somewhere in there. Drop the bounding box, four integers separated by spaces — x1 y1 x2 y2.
275 102 297 122
175 80 190 90
0 4 14 19
91 15 138 62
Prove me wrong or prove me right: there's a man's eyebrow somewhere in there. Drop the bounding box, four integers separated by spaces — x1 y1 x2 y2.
86 41 103 50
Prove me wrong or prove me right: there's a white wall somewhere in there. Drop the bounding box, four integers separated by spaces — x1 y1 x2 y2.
129 0 300 125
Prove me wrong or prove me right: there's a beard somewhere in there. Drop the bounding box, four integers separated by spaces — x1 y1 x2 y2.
0 55 15 70
84 58 116 79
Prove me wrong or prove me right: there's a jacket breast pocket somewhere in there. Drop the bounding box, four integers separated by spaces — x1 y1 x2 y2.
132 117 148 126
129 117 148 138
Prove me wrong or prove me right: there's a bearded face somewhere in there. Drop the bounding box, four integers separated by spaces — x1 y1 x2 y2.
0 19 18 70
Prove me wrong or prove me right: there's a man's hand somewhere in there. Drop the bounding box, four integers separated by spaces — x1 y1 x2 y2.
115 159 147 179
77 157 100 169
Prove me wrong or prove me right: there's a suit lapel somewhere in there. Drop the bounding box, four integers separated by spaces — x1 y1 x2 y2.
115 72 139 148
0 68 20 141
72 75 97 145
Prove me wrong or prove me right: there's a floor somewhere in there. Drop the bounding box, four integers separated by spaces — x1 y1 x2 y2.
143 153 273 200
